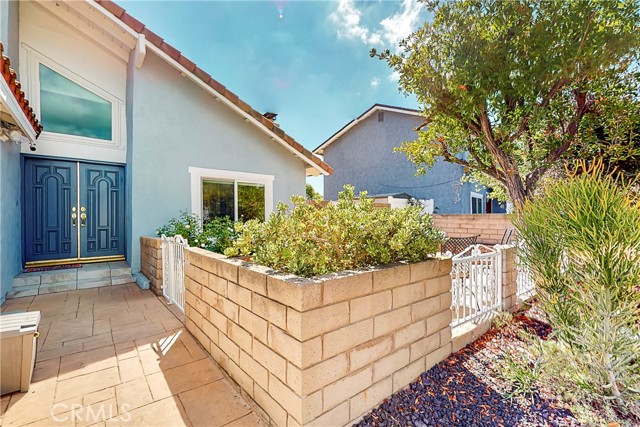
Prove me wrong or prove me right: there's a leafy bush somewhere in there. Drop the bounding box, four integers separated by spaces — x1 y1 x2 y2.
514 160 640 410
156 210 237 253
225 185 446 277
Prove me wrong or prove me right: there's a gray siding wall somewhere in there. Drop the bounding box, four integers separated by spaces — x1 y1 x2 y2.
323 111 488 214
0 1 21 302
127 52 306 273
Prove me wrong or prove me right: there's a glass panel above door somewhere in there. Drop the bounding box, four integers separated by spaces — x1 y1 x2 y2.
39 64 112 140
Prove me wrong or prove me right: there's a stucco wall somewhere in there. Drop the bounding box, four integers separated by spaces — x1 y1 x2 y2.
0 142 22 303
127 51 306 274
322 111 493 214
0 0 19 63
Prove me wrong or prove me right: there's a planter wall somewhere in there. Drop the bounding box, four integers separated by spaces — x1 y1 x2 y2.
183 247 453 427
140 237 163 295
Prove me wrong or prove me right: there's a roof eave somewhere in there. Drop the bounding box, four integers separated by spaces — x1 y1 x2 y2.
90 0 331 176
313 104 423 155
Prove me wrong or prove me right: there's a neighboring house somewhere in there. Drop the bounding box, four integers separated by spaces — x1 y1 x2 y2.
0 0 331 302
314 104 505 215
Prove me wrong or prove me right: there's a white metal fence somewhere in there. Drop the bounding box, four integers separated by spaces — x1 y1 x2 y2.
161 234 188 312
515 245 536 300
450 244 502 327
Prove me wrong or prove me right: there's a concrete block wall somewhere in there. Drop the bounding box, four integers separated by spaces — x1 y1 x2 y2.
499 245 520 312
433 214 513 245
139 237 163 295
183 247 454 427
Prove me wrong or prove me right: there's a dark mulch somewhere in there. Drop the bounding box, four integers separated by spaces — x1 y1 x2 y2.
355 305 579 427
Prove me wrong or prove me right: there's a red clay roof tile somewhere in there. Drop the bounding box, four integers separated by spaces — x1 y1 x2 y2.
96 0 332 175
0 43 42 138
119 14 144 33
178 56 197 73
140 28 163 46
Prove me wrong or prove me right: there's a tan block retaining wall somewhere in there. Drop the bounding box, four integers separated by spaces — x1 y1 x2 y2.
433 214 513 245
183 247 454 427
140 236 163 295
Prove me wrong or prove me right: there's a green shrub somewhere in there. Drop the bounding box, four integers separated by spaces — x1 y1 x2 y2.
225 185 446 277
514 160 640 409
156 210 237 254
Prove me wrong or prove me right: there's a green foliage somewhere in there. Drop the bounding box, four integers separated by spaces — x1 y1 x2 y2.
156 210 237 254
305 183 321 200
225 185 446 277
513 161 640 408
499 350 540 402
374 0 640 207
491 310 514 329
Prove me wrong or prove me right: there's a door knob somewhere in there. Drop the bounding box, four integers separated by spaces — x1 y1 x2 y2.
71 212 77 226
80 208 87 227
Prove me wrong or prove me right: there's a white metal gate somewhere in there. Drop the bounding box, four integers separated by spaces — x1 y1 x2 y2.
516 248 536 300
450 244 502 327
161 234 188 312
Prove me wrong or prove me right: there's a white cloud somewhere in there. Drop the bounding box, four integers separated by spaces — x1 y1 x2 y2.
329 0 424 48
329 0 380 45
370 77 381 88
388 70 401 82
379 0 424 45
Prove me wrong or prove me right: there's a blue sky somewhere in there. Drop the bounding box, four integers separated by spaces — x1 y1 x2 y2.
119 0 427 192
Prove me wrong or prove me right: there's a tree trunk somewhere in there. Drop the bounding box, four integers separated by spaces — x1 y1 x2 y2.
505 175 528 213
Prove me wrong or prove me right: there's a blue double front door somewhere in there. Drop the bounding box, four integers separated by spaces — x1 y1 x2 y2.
23 158 125 264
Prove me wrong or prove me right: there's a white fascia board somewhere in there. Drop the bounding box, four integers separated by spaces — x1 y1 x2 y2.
314 105 423 155
0 78 37 142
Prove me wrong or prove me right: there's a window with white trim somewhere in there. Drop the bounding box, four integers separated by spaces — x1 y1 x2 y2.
39 64 113 140
471 192 484 214
189 167 274 223
24 48 125 151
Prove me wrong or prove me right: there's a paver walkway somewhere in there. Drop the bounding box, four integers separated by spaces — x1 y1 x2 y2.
1 284 265 427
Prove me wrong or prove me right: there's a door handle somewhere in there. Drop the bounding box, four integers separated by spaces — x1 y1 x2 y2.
71 212 77 226
80 207 87 227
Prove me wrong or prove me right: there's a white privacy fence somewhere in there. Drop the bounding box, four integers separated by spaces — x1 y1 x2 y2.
450 245 502 328
161 234 188 312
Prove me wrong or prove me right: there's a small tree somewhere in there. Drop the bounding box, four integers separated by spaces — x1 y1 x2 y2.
305 183 321 200
514 161 640 407
373 0 640 209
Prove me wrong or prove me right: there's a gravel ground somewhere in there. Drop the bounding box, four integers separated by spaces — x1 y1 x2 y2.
355 305 580 427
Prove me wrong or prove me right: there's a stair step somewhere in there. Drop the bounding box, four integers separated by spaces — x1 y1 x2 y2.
7 284 40 299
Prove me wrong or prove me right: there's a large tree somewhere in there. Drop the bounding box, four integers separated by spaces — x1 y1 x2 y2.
373 0 640 208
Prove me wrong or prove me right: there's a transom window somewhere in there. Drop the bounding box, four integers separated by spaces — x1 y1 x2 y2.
39 64 112 140
190 167 274 223
471 192 484 214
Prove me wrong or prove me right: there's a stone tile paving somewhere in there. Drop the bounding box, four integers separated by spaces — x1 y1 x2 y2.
1 284 266 427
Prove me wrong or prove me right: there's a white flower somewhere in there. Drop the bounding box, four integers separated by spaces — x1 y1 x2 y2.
185 225 190 229
201 244 205 247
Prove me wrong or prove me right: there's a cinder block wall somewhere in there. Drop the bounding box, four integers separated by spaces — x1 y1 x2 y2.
183 248 454 427
139 237 163 295
433 214 513 244
500 245 520 312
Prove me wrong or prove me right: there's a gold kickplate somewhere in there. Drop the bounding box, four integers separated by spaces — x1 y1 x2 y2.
25 255 125 268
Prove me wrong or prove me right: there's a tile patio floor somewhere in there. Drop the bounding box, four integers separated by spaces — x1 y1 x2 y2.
0 284 266 427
